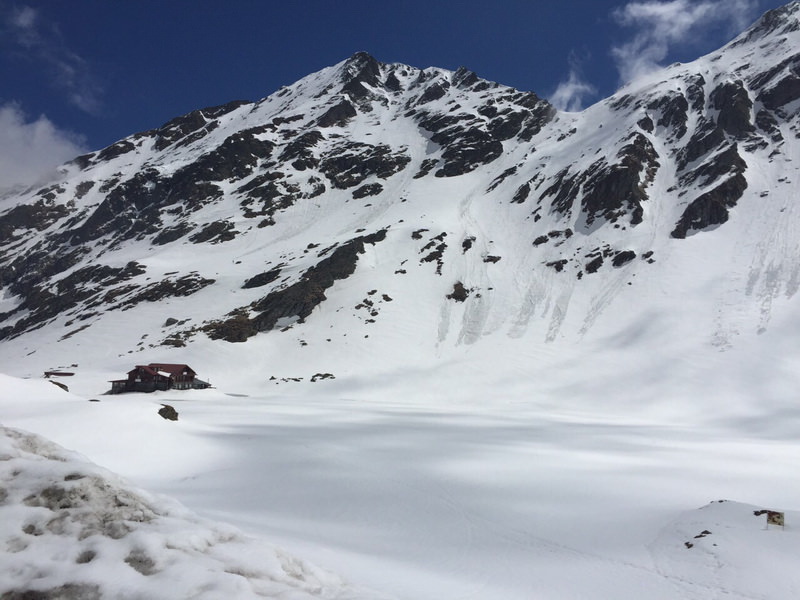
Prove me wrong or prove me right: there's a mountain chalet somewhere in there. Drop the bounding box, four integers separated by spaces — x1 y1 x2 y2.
110 363 210 394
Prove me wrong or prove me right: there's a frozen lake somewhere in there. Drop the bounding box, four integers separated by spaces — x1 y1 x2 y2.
5 376 799 599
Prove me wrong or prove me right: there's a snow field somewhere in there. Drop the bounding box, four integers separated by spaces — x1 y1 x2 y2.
0 418 389 599
2 369 800 599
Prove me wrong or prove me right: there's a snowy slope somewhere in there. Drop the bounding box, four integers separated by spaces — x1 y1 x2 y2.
0 416 388 599
1 3 800 599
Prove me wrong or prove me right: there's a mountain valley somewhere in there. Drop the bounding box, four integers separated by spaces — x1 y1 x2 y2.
2 4 800 599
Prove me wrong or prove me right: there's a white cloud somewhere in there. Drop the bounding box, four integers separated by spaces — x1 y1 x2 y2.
9 5 37 30
550 55 597 112
4 5 103 114
0 103 87 189
611 0 758 83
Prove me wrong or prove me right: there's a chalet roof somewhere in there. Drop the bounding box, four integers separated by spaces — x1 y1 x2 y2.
130 365 167 378
146 364 195 376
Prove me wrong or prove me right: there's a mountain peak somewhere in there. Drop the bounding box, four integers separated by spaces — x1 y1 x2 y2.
451 65 480 89
339 51 382 87
343 50 379 68
732 1 800 46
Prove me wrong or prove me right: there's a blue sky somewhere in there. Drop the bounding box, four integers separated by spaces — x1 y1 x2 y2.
0 0 788 186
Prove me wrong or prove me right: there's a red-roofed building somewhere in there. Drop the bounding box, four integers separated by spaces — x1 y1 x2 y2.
109 364 210 394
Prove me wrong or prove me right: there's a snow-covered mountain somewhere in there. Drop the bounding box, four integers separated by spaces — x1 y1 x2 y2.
2 2 799 384
3 4 800 599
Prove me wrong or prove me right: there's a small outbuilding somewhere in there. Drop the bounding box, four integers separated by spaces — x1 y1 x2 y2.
109 363 210 394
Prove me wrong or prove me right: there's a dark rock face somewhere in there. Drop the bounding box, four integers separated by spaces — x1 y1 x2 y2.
151 100 251 152
581 133 659 228
671 174 748 238
680 143 746 187
251 230 386 331
637 115 654 133
186 127 275 182
414 158 438 179
413 85 554 178
710 81 754 138
95 139 137 163
541 168 582 216
663 73 753 240
511 182 531 204
756 109 783 140
677 121 725 171
67 172 162 245
488 109 529 140
416 82 449 105
434 128 503 177
317 100 357 127
686 74 706 113
62 126 274 247
0 199 70 240
452 66 480 89
542 133 659 229
189 220 238 244
319 143 410 188
648 92 689 139
352 183 383 198
237 172 302 222
339 52 383 104
0 260 146 341
153 111 210 151
205 231 387 342
74 181 94 199
759 69 800 111
242 267 282 289
49 380 69 392
311 372 336 382
153 222 194 245
279 130 324 168
751 52 800 111
120 274 215 306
